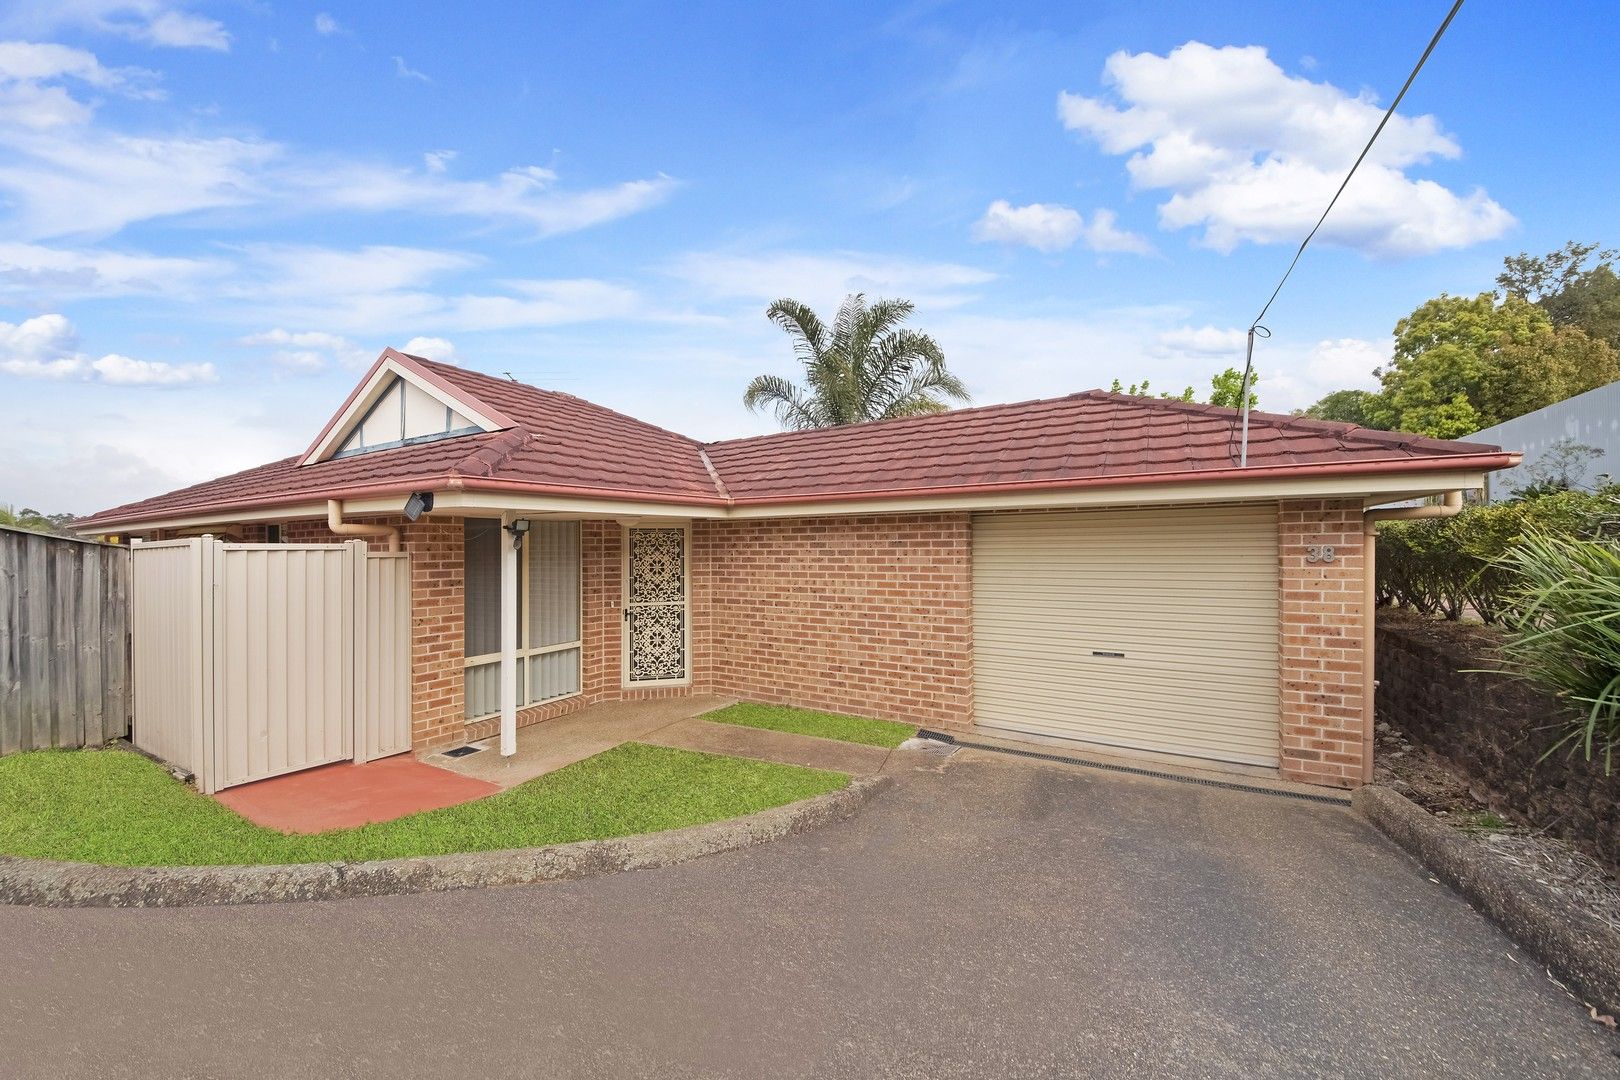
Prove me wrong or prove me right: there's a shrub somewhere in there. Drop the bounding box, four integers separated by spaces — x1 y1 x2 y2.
1494 533 1620 770
1377 490 1620 622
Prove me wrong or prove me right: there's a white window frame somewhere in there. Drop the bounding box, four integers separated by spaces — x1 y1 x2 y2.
620 523 692 689
463 519 583 722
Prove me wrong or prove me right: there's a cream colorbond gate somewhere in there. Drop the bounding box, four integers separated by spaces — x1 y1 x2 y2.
131 537 410 793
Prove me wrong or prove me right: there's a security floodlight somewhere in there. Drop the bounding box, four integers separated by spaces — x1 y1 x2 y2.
402 491 434 521
505 517 532 549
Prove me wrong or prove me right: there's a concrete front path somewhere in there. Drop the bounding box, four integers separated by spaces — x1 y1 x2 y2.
641 716 894 775
427 696 895 787
5 751 1616 1078
425 695 738 787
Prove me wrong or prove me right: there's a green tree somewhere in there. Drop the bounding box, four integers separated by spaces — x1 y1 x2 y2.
1207 366 1259 410
1108 367 1255 408
1108 378 1195 401
1302 388 1381 426
1498 241 1620 346
1373 293 1550 438
0 505 75 536
1480 324 1618 422
743 294 968 429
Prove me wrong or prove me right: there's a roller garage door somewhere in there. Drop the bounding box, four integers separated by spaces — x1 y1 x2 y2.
972 505 1281 767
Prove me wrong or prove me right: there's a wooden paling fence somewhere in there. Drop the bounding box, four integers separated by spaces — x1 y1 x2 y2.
0 525 131 754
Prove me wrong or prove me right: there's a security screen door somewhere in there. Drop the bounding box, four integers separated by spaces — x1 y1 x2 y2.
623 526 688 685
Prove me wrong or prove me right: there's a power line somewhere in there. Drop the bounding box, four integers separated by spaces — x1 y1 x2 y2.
1235 0 1466 465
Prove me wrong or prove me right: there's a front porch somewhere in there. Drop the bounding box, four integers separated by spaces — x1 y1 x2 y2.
428 694 898 790
204 695 900 834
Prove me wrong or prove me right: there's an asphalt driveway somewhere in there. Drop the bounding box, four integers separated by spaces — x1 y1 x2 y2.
3 749 1616 1079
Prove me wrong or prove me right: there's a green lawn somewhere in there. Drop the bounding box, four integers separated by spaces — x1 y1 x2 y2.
704 703 916 749
0 743 848 867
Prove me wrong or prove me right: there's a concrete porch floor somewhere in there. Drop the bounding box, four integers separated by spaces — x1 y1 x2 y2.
424 695 897 787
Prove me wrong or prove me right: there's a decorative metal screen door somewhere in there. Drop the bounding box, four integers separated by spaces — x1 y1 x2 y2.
623 527 688 684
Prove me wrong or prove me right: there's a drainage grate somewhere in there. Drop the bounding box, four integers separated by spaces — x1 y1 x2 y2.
441 745 484 759
917 731 1351 807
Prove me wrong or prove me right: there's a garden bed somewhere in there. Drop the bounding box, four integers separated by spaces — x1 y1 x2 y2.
1375 723 1620 936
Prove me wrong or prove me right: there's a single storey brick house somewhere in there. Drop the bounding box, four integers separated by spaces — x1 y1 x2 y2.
77 348 1517 789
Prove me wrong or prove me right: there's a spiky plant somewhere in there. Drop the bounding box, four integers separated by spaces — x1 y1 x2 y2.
1495 532 1620 771
743 294 968 430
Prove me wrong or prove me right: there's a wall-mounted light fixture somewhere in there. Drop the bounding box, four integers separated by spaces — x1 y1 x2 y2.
505 517 531 549
402 491 435 522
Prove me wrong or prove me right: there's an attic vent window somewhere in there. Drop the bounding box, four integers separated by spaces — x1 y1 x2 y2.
334 375 480 458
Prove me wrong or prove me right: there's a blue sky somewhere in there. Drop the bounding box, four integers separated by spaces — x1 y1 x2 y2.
0 0 1615 512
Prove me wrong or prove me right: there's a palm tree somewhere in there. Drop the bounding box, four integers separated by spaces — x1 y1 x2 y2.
743 294 969 429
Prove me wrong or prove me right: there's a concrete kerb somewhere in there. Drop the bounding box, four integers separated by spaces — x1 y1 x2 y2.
1353 783 1620 1020
0 775 890 909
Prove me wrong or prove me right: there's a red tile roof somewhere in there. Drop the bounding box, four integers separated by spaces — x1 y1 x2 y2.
703 391 1507 502
77 354 1515 530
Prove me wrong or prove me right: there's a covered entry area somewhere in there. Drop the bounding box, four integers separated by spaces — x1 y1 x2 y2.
971 504 1282 768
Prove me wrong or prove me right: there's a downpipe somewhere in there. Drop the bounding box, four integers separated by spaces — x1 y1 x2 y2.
1358 490 1463 782
326 499 401 552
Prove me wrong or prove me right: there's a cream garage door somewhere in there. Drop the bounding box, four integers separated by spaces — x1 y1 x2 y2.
973 505 1281 767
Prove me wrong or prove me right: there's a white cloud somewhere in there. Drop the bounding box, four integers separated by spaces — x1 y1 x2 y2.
0 241 219 298
236 244 479 300
0 312 214 384
296 162 679 238
2 2 230 51
222 245 639 336
392 56 430 83
1058 41 1513 256
91 352 215 384
432 278 641 332
1154 325 1248 357
313 13 343 36
0 124 278 239
1082 208 1155 255
1262 335 1388 413
972 200 1082 252
0 45 675 241
672 250 995 309
972 200 1153 255
0 441 185 514
0 41 160 129
402 335 456 361
238 328 373 374
423 149 455 174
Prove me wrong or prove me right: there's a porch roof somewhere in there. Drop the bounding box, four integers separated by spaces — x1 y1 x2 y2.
76 352 1517 531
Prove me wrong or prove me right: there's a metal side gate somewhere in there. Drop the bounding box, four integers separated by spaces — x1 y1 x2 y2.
130 538 411 793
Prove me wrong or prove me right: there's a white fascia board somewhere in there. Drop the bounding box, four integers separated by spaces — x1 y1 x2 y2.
80 468 1489 535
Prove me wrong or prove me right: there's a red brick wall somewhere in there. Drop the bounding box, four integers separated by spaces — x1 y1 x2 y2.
692 513 973 728
189 502 1369 787
1277 498 1369 788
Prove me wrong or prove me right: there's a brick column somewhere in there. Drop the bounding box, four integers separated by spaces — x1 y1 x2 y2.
1278 498 1368 787
401 517 465 748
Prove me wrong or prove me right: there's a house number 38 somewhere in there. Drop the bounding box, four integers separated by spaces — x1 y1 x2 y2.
1305 545 1337 564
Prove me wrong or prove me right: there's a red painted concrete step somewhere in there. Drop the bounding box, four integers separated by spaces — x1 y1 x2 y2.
214 755 501 834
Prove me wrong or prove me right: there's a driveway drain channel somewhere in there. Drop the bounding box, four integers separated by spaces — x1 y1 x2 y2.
915 731 1352 806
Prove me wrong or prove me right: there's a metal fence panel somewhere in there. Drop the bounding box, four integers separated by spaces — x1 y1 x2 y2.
128 537 409 792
